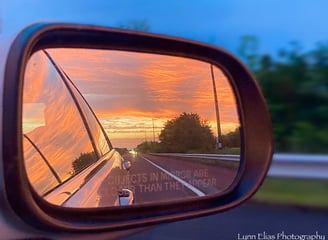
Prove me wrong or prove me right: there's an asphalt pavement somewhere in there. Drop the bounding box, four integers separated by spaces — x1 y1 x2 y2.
125 153 238 204
122 201 328 239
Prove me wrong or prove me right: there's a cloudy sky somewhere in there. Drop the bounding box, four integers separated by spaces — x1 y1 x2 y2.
45 49 239 148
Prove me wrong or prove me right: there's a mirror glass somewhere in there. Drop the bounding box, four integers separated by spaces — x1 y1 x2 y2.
23 48 241 208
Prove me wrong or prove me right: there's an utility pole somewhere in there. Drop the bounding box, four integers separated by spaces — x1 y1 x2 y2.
210 65 222 149
152 118 155 142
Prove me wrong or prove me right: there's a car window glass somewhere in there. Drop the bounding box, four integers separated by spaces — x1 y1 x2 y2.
23 51 98 195
23 137 59 195
60 69 111 156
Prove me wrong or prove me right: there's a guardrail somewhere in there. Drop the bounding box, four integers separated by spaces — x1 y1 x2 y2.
156 153 239 161
153 153 328 180
269 153 328 180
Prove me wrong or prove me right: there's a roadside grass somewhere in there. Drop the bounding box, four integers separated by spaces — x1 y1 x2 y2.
189 157 239 168
212 148 240 155
253 177 328 208
167 155 239 169
153 148 241 168
185 147 240 155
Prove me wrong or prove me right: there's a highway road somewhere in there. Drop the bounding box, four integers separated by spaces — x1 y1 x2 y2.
98 153 239 206
90 152 237 207
123 202 328 239
121 153 238 204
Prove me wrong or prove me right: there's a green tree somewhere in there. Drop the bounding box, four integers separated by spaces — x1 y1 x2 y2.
250 41 328 153
115 148 129 155
118 19 150 32
72 152 97 175
221 128 241 148
238 35 259 71
136 141 161 153
159 112 215 153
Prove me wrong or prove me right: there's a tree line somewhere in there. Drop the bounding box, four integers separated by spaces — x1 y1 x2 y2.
239 36 328 153
136 112 240 153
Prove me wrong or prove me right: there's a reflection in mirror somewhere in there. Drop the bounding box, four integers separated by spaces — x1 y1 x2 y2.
23 48 241 208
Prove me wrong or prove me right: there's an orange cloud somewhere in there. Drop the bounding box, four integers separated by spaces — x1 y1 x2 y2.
47 49 240 147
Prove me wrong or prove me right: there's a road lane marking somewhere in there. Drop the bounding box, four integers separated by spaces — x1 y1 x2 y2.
141 156 205 197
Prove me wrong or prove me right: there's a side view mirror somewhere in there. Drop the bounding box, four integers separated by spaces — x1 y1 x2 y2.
3 23 273 233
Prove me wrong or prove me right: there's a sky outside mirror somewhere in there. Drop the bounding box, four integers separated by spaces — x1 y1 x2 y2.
23 48 241 207
3 1 327 57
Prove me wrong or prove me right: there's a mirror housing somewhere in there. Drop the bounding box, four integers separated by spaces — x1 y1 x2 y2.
3 23 273 232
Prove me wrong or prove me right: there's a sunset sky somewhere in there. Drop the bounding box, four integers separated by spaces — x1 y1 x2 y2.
42 48 240 148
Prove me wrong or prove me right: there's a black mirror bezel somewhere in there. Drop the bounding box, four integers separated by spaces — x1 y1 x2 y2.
3 23 273 232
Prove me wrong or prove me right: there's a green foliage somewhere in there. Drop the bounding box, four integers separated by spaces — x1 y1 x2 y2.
238 35 259 71
159 112 215 153
221 127 241 148
115 148 129 155
72 152 97 175
213 148 240 155
137 113 216 153
118 19 150 32
136 141 161 153
239 37 328 153
254 177 328 208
